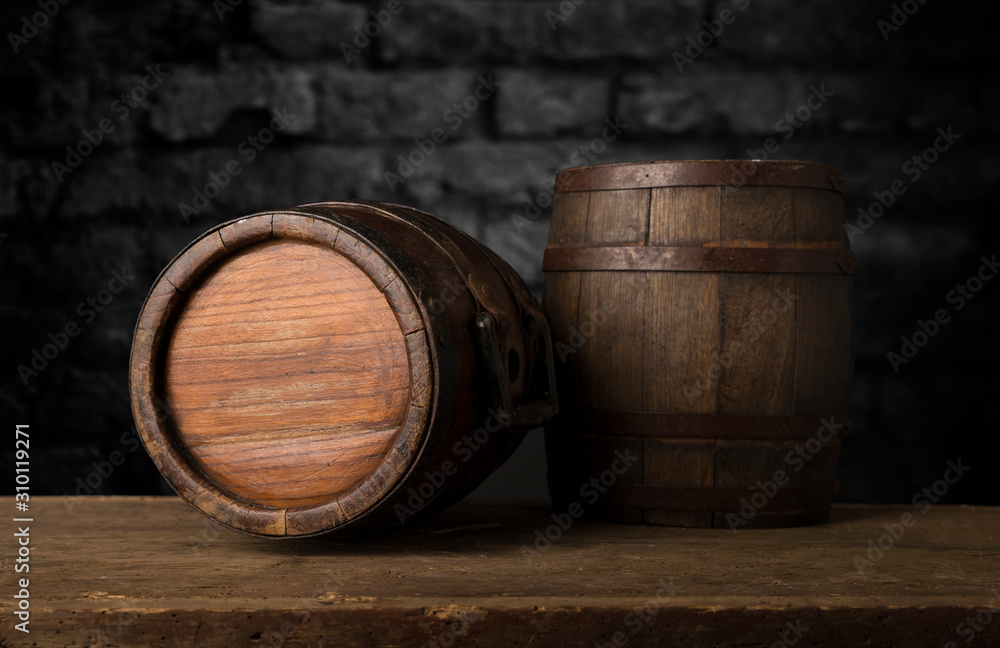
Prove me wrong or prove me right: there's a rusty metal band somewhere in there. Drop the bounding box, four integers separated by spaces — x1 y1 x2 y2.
600 483 837 513
554 161 846 194
573 411 850 440
542 246 856 275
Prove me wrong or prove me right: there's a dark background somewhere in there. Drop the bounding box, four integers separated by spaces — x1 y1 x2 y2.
1 0 996 505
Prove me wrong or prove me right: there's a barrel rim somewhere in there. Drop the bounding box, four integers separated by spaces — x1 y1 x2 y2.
553 159 846 194
129 210 438 538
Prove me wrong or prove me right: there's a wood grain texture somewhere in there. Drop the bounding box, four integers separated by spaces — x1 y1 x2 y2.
721 186 795 247
132 203 554 538
165 239 410 509
584 188 650 245
5 497 999 648
543 162 853 529
716 274 797 415
548 191 590 245
649 186 721 247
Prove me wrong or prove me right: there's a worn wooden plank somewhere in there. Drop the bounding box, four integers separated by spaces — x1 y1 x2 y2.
649 186 721 247
715 274 797 415
716 187 797 415
793 275 853 414
642 438 715 527
792 188 851 414
720 186 795 247
575 271 645 411
3 497 999 648
793 187 844 248
584 188 651 245
645 186 721 413
547 191 590 246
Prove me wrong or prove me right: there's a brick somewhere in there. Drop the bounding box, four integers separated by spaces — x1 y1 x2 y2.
383 195 487 241
38 225 150 305
252 1 368 61
1 74 145 150
157 146 383 226
379 141 567 205
382 0 702 63
496 69 611 138
149 65 316 142
716 1 888 69
897 76 979 135
764 136 997 213
852 221 978 311
620 71 795 136
483 214 549 290
60 150 149 218
545 0 703 61
218 145 385 217
797 74 898 135
0 156 26 218
39 369 132 441
320 69 489 142
382 2 549 64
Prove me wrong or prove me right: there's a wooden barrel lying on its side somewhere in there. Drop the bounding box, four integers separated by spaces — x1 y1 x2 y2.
542 160 854 529
130 201 557 538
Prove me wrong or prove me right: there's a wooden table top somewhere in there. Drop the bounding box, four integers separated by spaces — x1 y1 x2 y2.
3 496 999 647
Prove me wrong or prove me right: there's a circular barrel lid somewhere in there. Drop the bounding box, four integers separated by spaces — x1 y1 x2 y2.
130 212 435 537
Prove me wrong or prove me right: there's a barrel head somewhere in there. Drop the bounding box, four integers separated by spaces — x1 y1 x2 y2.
130 212 434 537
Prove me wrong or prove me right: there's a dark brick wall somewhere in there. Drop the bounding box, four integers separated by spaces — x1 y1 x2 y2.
1 0 996 505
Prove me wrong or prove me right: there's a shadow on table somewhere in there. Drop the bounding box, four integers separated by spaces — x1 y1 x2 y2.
230 502 897 557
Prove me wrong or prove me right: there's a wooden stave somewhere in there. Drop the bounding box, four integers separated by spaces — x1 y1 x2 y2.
542 161 853 528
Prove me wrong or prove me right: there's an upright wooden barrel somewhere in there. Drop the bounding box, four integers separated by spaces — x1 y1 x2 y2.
542 160 854 529
130 201 557 538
